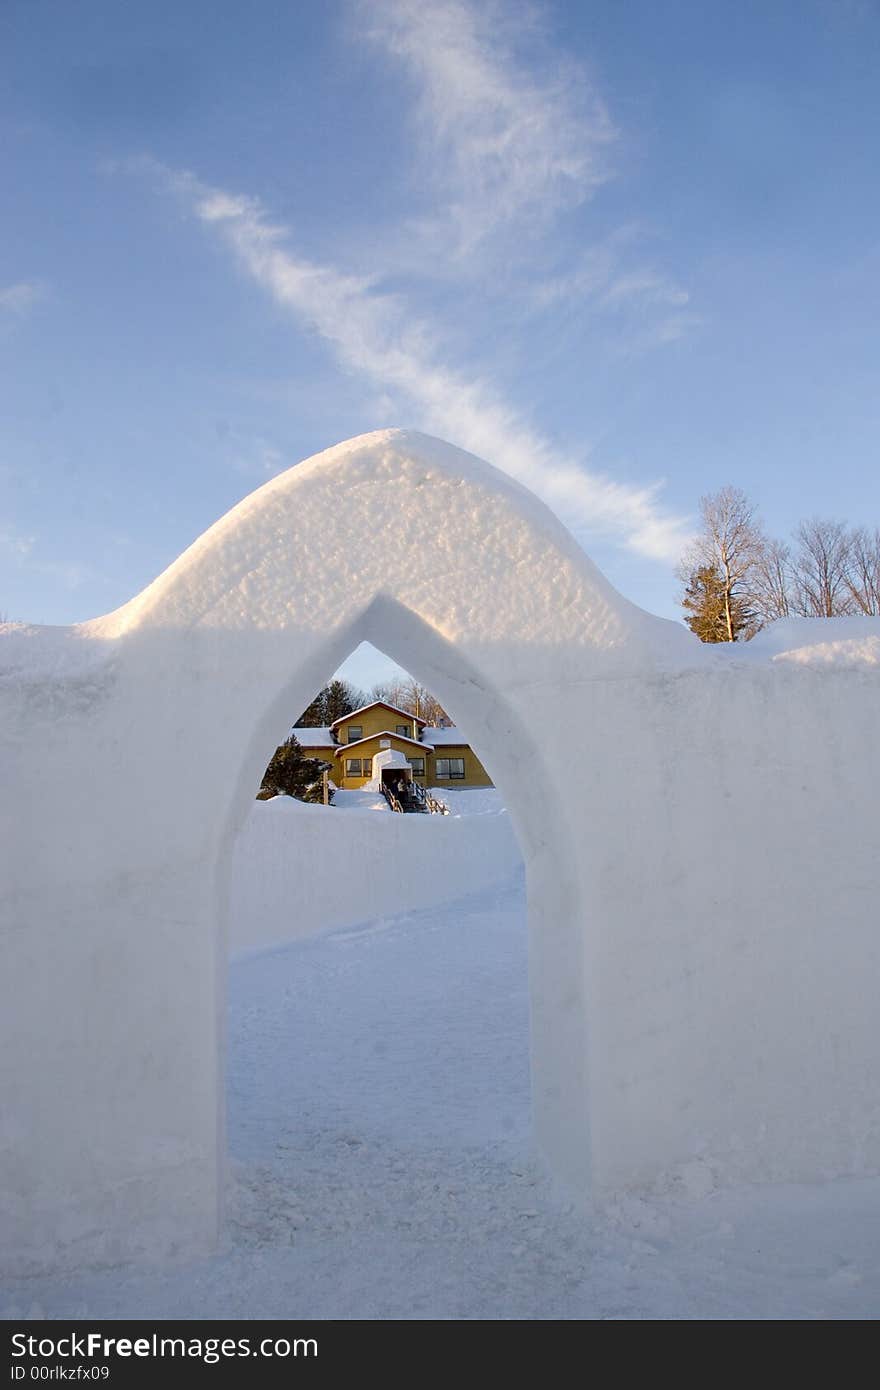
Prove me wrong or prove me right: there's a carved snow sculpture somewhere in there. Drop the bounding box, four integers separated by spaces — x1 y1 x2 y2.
1 429 878 1273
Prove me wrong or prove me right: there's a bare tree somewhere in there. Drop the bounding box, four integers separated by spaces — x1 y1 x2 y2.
678 491 880 633
750 537 792 623
371 676 450 727
678 487 764 641
791 519 855 618
371 676 406 710
846 526 880 616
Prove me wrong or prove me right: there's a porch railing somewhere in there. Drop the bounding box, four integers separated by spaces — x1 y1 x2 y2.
378 782 404 814
379 780 449 815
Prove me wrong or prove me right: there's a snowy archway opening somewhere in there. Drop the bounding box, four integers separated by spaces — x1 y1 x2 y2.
227 647 533 1230
217 605 588 1207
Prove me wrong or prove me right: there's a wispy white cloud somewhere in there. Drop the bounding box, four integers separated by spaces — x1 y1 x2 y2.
129 0 696 563
150 164 691 560
624 310 704 353
0 523 36 558
354 0 614 256
0 281 45 315
225 433 287 479
353 0 698 345
600 270 702 351
601 271 691 310
529 244 618 309
528 235 697 346
0 524 102 590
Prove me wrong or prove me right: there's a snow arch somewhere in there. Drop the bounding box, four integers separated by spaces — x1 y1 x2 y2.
2 429 879 1273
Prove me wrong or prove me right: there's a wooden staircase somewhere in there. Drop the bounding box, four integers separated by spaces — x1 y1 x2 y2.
379 781 449 815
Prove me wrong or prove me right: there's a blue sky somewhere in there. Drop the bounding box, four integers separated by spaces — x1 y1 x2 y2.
2 0 878 688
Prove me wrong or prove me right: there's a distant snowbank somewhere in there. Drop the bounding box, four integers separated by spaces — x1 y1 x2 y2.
428 787 506 816
228 795 521 955
330 789 389 812
741 615 880 669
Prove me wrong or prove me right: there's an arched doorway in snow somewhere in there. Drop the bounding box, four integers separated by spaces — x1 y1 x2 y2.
5 430 624 1268
229 653 530 1239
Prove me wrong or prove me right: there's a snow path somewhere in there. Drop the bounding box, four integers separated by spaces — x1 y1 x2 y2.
3 878 879 1320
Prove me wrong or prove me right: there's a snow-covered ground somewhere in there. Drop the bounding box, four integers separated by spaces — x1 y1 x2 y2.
429 787 505 816
330 786 506 816
330 788 389 812
3 871 878 1320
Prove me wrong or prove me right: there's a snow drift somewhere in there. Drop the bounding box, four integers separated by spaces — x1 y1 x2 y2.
230 793 521 955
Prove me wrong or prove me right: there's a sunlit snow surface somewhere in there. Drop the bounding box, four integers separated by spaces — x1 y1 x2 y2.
3 873 879 1320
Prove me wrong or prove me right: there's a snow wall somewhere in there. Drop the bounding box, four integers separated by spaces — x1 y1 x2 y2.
1 428 879 1274
230 797 522 956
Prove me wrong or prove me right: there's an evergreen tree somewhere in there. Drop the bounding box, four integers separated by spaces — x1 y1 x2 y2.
258 736 332 803
294 679 365 729
295 689 328 727
324 678 359 725
681 564 748 642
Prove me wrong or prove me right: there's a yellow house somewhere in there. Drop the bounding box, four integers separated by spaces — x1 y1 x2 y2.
293 700 494 793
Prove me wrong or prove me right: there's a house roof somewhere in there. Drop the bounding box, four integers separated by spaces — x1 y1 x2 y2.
329 700 428 729
335 730 433 757
291 727 334 747
293 722 472 754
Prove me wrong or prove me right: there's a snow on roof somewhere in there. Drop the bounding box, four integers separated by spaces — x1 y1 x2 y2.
329 700 428 729
290 727 334 747
422 726 472 746
335 730 433 756
293 723 472 750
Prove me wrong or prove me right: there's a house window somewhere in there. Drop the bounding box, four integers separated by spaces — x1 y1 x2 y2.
347 726 363 743
409 757 425 776
345 758 362 776
380 737 390 748
396 724 411 738
363 758 372 776
437 757 465 780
